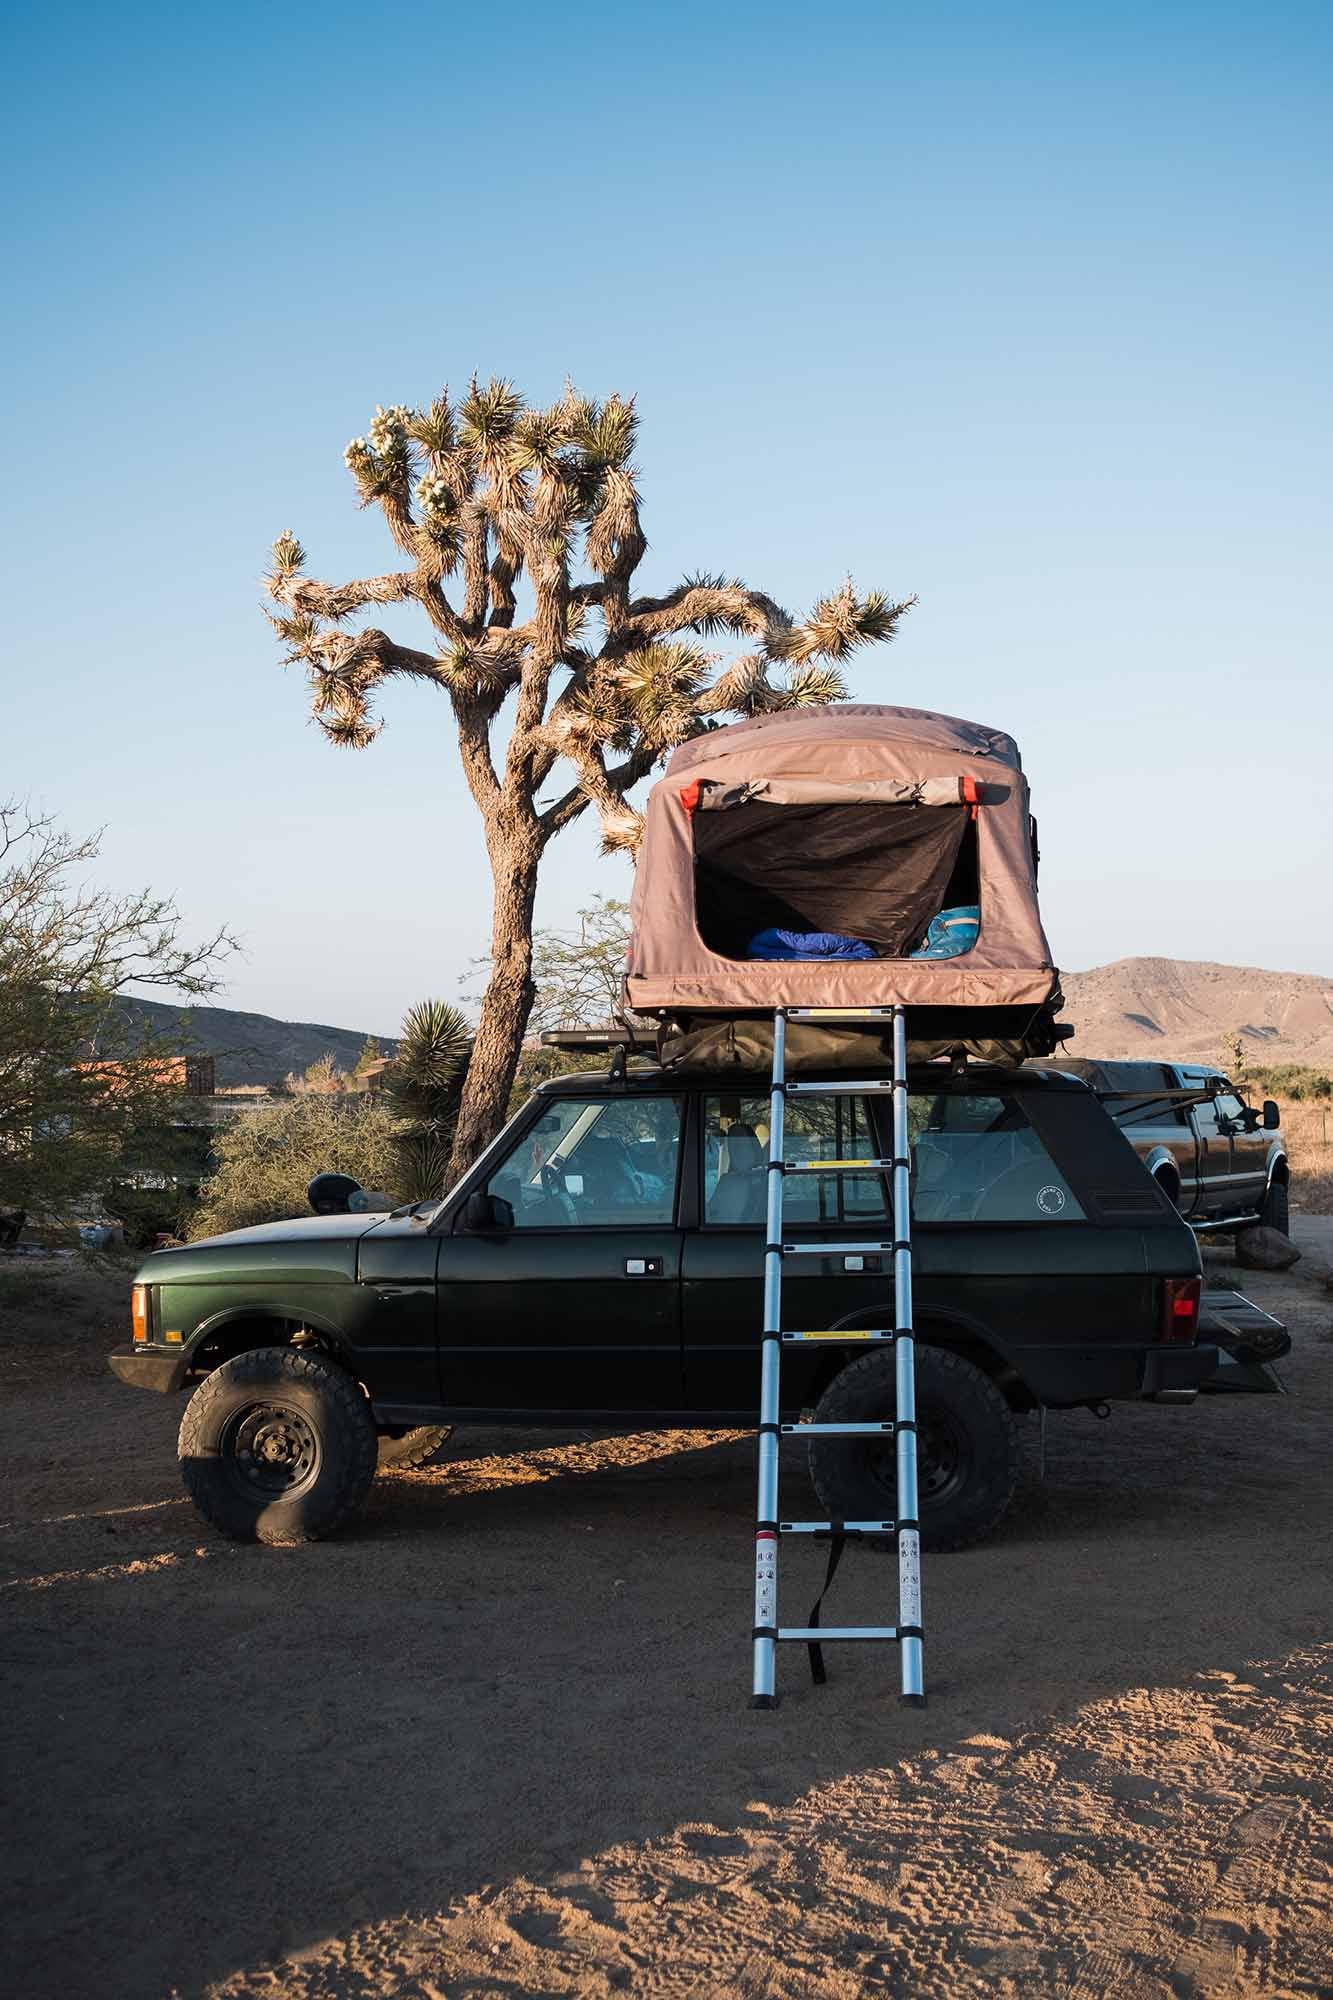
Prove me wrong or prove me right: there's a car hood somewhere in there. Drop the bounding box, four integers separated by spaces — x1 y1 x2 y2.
139 1212 389 1284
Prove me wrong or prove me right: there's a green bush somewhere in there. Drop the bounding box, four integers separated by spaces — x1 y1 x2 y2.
189 1094 405 1239
1246 1064 1333 1103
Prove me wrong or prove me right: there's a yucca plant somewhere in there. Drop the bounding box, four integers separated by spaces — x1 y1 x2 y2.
384 999 473 1200
267 380 914 1172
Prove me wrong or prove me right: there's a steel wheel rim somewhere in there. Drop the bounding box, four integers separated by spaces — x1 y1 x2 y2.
862 1401 972 1510
220 1400 322 1501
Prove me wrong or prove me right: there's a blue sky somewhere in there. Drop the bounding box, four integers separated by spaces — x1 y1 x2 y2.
6 1 1331 1035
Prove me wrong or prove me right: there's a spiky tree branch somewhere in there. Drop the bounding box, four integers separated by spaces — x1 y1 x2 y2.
269 380 914 1170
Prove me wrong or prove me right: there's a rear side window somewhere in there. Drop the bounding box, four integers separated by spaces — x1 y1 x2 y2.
913 1093 1085 1223
703 1090 1082 1225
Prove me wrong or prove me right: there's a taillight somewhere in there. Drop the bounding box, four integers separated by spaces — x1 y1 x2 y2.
1161 1276 1200 1342
131 1285 149 1342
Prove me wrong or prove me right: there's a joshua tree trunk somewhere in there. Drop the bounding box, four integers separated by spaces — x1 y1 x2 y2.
449 830 540 1176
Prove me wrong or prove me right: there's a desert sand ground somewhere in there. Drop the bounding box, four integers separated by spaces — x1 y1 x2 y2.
2 1232 1330 1999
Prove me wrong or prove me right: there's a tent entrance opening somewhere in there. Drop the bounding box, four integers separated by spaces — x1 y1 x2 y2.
692 800 978 962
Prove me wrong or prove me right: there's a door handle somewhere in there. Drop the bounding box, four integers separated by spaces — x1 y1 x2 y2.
624 1256 665 1276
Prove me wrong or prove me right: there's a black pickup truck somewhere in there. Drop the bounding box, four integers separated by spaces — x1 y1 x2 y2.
110 1060 1288 1551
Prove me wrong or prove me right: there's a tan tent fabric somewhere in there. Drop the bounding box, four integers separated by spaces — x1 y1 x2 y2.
625 704 1058 1016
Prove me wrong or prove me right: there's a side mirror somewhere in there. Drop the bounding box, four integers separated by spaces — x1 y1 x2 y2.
459 1191 513 1233
1262 1099 1280 1131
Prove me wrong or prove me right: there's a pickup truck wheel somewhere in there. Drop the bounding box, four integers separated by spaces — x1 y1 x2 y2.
1260 1176 1289 1235
377 1424 455 1471
808 1346 1019 1552
179 1346 378 1543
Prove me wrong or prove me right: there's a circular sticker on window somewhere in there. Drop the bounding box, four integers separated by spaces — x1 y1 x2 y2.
1036 1184 1067 1215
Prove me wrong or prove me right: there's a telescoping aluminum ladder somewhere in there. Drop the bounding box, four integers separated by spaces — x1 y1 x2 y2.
751 1005 925 1709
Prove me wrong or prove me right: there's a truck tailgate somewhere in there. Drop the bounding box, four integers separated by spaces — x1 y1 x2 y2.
1198 1287 1290 1393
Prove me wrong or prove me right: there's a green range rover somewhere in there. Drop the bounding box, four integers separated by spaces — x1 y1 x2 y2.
110 1060 1289 1549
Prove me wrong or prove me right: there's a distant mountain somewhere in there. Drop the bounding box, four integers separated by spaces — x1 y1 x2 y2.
112 996 397 1087
1059 958 1333 1068
109 957 1333 1088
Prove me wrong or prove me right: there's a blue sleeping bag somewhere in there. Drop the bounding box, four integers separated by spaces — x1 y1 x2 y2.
909 905 980 959
747 928 876 960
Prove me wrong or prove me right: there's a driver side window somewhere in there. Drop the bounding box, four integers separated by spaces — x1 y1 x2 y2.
485 1096 682 1229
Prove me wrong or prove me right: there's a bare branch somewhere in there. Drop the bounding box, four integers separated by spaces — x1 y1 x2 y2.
268 571 416 621
627 579 791 644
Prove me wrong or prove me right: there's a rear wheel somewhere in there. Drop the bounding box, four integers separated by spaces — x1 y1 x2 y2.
377 1424 455 1471
179 1346 378 1543
808 1345 1019 1552
1155 1167 1183 1211
1259 1174 1289 1235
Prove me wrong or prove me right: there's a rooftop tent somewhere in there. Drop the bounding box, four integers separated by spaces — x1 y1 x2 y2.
625 705 1062 1054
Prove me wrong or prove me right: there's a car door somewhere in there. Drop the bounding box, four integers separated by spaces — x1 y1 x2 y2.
436 1092 685 1412
681 1089 895 1412
1184 1077 1235 1216
1215 1088 1269 1213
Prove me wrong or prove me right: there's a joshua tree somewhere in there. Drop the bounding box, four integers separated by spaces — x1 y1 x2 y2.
267 380 912 1172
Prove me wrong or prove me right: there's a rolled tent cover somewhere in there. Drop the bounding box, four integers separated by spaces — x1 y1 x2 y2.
625 704 1059 1018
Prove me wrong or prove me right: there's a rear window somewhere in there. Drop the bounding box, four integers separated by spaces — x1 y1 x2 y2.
913 1093 1085 1223
703 1091 1084 1225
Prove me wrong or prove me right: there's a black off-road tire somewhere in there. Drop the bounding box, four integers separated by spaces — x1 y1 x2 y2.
1259 1175 1289 1235
808 1345 1020 1552
179 1346 378 1544
377 1424 455 1471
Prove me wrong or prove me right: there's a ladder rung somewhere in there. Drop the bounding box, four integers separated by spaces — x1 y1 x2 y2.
780 1421 894 1436
782 1240 899 1257
775 1627 901 1642
782 1158 895 1173
781 1330 896 1343
778 1521 894 1535
784 1007 897 1020
785 1079 899 1094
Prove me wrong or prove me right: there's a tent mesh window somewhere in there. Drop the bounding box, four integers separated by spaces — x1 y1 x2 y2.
691 800 978 961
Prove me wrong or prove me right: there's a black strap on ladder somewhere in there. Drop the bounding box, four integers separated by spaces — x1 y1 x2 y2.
805 1529 848 1685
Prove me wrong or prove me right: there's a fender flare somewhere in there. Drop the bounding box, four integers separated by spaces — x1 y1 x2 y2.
811 1298 1024 1398
1143 1145 1180 1193
183 1303 357 1371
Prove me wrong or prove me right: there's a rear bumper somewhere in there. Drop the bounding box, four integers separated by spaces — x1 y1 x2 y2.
108 1345 188 1394
1011 1341 1222 1405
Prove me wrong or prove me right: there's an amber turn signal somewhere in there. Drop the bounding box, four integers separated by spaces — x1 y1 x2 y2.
131 1284 149 1342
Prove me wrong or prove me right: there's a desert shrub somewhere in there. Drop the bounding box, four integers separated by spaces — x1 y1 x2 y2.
1247 1064 1333 1103
189 1093 404 1238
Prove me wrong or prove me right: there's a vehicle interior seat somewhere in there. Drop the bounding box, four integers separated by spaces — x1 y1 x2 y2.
711 1126 767 1222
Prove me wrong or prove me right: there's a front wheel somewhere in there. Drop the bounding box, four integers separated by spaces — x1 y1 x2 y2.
179 1346 378 1543
808 1345 1020 1552
1259 1174 1289 1235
